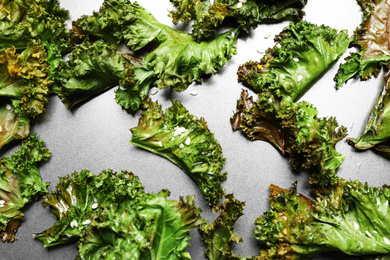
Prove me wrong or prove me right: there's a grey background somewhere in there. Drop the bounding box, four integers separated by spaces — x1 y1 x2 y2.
1 0 389 259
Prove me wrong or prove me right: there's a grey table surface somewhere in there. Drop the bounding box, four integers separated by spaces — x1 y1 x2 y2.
1 0 389 259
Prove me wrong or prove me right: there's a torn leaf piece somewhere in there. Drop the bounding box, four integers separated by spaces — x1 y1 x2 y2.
169 0 307 41
0 134 50 242
255 180 390 259
34 169 205 259
0 43 51 118
0 103 30 150
199 193 245 259
34 170 145 247
77 190 204 259
238 21 352 101
347 65 390 154
130 101 227 206
0 0 72 79
335 0 390 88
52 40 141 110
231 90 347 186
74 0 239 92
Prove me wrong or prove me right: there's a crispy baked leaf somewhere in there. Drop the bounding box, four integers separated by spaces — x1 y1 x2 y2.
74 0 238 92
255 180 390 259
35 169 204 259
25 0 71 75
199 193 245 259
0 0 71 78
238 21 352 101
78 191 204 259
169 0 307 41
142 27 238 92
0 0 69 148
115 67 155 111
52 40 141 110
33 170 145 247
0 43 51 118
0 134 49 242
0 103 30 150
347 66 390 153
130 101 227 206
231 90 347 186
335 0 390 88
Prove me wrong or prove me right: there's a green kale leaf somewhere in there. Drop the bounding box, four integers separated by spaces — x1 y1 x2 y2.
0 0 72 80
33 169 145 247
347 66 390 154
199 193 245 259
169 0 307 41
231 90 347 186
0 43 51 148
0 134 49 242
238 21 352 102
0 103 30 150
115 67 155 111
34 169 205 259
78 191 204 259
73 0 238 93
130 101 227 206
254 180 390 259
335 0 390 88
52 40 145 110
0 0 70 148
0 43 51 117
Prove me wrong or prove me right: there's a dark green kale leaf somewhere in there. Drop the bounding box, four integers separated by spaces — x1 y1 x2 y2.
130 101 227 206
73 0 239 93
34 169 205 259
169 0 307 41
52 40 147 110
78 190 204 259
335 0 390 88
231 90 347 186
0 134 49 242
199 193 245 259
347 65 390 154
254 180 390 259
115 67 155 111
238 21 352 102
33 170 145 247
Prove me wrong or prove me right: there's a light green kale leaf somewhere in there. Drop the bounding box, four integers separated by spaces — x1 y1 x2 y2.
0 43 50 149
130 101 227 206
237 21 352 102
73 0 238 93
